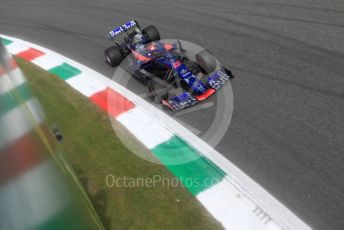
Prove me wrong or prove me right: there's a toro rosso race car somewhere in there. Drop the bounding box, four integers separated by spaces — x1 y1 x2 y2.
104 20 233 111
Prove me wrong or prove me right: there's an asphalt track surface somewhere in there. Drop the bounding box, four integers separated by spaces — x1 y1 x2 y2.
1 0 344 229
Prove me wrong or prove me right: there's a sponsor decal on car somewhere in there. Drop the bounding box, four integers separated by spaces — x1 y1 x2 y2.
108 20 137 39
207 70 230 90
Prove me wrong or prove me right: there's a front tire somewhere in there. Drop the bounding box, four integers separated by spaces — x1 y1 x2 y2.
105 46 124 67
195 50 216 74
183 58 201 75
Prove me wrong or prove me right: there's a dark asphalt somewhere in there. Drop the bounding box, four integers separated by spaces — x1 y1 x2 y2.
1 0 344 229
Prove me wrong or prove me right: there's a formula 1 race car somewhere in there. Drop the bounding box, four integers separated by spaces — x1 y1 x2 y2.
104 20 233 111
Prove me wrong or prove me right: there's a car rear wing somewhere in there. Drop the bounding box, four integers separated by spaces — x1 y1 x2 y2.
107 20 140 40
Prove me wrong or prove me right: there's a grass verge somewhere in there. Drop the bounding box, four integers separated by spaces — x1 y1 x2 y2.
16 57 222 230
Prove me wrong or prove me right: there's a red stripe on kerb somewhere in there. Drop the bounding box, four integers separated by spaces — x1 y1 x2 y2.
0 130 47 185
90 88 135 117
16 48 44 61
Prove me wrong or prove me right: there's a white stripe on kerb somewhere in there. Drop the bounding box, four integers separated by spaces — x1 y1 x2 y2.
31 54 64 70
0 68 26 95
0 159 70 230
5 41 29 55
197 178 282 230
65 72 107 97
116 107 174 149
0 99 44 150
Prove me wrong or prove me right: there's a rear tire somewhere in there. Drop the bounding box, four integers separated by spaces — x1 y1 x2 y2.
105 46 124 67
147 78 168 104
195 50 216 74
142 25 160 42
